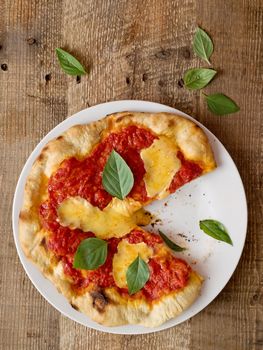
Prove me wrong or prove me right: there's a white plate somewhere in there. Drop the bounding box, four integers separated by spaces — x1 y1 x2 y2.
12 100 247 334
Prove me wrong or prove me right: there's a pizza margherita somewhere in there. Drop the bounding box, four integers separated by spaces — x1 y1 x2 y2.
19 112 216 327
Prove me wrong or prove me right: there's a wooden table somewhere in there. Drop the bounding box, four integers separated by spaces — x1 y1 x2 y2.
1 0 262 349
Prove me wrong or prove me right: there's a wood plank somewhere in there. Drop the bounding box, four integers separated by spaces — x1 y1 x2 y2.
0 0 262 349
189 1 263 349
59 316 191 350
0 0 66 349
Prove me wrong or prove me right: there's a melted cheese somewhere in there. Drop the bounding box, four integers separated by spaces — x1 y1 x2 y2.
140 136 181 198
57 197 150 239
107 197 141 216
112 240 153 288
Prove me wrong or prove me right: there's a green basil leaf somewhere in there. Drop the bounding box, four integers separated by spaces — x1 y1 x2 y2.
159 230 185 252
199 220 233 245
102 150 134 200
73 238 108 270
56 48 86 76
204 93 240 115
193 27 213 64
126 255 150 295
183 68 217 90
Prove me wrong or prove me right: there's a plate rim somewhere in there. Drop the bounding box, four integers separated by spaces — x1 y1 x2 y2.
12 99 248 334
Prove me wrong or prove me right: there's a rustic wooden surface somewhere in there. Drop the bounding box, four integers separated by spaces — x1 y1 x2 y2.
0 0 262 349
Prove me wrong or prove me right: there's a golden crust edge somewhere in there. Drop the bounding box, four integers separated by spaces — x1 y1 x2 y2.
72 271 203 327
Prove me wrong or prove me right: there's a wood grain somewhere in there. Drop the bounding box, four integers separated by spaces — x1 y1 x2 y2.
0 0 262 349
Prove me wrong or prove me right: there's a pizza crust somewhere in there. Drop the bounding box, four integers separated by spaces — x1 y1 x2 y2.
72 271 203 327
21 237 202 327
108 112 216 171
19 111 215 327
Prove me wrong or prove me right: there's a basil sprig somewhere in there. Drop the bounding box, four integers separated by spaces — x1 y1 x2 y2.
159 230 185 252
102 150 134 200
126 255 150 295
193 27 213 64
73 238 108 270
183 68 217 90
203 93 240 115
56 48 86 76
199 220 233 245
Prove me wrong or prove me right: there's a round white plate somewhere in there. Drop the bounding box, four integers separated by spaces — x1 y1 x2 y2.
12 100 247 334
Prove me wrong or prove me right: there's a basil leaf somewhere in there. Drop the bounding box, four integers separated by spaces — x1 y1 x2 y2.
56 48 86 76
193 27 213 64
102 150 134 200
159 230 185 252
126 255 150 295
204 93 240 115
183 68 217 90
199 220 233 245
73 238 108 270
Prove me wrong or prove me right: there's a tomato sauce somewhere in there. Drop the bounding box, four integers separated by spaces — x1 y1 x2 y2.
61 230 191 301
169 151 202 193
38 125 199 300
47 125 156 209
143 256 190 300
126 229 162 247
124 230 190 300
39 125 156 289
63 237 121 291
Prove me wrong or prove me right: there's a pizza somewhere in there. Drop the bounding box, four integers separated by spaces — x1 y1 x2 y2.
19 111 216 327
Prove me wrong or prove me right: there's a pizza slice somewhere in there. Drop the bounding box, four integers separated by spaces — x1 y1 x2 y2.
19 111 216 327
70 229 202 327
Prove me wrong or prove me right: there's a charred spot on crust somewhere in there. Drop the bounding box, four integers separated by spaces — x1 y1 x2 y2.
70 302 79 311
168 119 175 127
40 237 47 250
90 290 108 313
37 153 44 162
42 145 49 152
192 124 201 133
19 211 28 221
56 135 63 141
